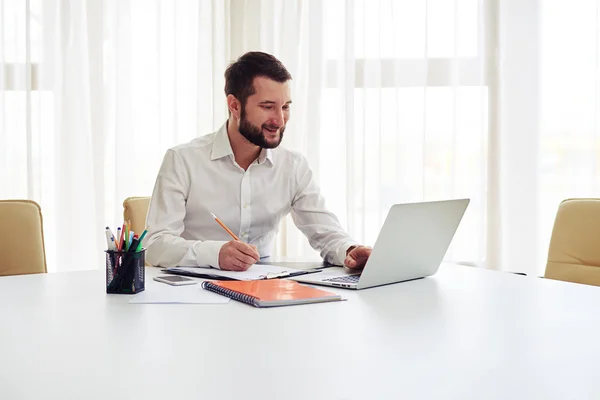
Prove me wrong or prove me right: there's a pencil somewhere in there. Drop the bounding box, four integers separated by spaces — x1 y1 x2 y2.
210 212 240 241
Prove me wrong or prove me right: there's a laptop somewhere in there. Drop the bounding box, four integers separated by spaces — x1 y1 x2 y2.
291 198 470 290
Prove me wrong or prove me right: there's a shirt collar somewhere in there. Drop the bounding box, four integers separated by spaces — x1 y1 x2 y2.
210 122 233 161
210 121 275 167
258 148 275 166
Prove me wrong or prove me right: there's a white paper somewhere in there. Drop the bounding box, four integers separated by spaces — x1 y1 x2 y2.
168 264 306 281
129 281 230 304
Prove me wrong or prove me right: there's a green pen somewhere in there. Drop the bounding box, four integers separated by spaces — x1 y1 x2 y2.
136 229 148 252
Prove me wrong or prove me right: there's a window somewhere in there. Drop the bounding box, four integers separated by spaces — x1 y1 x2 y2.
538 0 600 264
318 0 493 265
2 0 54 192
2 0 59 267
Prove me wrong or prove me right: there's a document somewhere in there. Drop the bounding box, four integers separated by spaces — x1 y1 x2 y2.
129 280 230 304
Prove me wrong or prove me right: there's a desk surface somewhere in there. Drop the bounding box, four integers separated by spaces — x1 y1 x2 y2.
2 263 600 400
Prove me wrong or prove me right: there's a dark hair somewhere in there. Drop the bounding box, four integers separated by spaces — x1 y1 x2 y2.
224 51 292 109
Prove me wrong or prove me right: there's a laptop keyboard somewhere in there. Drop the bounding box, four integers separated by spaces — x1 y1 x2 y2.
323 274 361 284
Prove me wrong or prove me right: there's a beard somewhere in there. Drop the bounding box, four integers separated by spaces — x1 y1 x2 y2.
238 108 285 149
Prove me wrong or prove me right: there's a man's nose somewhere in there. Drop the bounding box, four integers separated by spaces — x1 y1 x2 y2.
271 110 284 127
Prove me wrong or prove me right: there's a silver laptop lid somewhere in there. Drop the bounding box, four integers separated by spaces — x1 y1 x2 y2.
357 198 469 289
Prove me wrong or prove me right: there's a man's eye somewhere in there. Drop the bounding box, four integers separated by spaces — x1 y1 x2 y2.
261 105 273 110
283 106 290 111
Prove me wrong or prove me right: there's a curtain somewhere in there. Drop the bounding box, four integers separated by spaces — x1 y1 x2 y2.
536 0 600 274
1 0 230 272
499 0 600 275
233 0 489 267
317 0 489 267
1 0 100 272
3 0 599 275
101 0 230 254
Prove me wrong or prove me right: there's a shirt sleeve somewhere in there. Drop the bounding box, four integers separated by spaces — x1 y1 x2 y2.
289 155 358 266
144 149 227 268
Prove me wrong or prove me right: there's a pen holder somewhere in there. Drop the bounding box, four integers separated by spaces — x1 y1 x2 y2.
105 249 146 294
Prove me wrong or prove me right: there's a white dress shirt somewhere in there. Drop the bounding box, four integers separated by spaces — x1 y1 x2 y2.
145 122 358 269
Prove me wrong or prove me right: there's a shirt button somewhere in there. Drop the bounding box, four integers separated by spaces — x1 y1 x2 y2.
243 203 248 208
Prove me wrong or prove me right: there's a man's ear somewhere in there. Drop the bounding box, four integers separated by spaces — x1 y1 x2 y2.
227 94 241 119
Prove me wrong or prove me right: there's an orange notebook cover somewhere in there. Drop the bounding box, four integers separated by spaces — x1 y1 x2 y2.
201 279 343 307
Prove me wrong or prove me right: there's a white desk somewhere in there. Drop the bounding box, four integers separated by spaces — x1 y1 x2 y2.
2 264 600 399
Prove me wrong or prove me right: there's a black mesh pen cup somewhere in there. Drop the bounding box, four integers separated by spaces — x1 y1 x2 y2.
105 249 146 294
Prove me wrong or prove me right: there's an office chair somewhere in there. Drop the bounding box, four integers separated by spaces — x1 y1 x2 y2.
122 196 151 238
0 200 47 276
545 198 600 286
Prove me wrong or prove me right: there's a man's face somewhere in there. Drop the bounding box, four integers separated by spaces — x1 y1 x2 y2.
238 77 291 149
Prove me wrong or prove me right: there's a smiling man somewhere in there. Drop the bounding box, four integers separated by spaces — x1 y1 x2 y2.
145 51 372 271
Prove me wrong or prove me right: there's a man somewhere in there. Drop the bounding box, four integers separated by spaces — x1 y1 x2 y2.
145 51 372 271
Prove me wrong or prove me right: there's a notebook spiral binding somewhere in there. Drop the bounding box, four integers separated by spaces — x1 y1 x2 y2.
202 281 257 306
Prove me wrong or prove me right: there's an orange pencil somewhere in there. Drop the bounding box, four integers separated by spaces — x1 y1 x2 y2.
210 212 240 241
119 223 126 251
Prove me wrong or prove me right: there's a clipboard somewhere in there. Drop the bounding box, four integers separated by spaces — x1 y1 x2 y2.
161 265 322 281
162 268 236 281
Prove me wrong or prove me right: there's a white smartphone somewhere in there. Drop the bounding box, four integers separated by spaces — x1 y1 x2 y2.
153 275 198 286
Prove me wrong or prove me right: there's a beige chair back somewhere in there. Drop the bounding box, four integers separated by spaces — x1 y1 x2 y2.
123 196 151 239
545 198 600 286
0 200 47 276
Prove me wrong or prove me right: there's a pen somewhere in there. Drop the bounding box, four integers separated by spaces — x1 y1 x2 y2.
135 229 148 252
119 223 126 251
125 224 130 251
105 227 117 251
129 235 140 253
116 227 122 249
210 212 240 241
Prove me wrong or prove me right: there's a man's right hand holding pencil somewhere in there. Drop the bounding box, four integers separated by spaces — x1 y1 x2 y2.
219 241 260 271
211 212 260 271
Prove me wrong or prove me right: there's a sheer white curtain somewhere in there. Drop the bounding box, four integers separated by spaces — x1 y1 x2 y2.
232 0 489 266
538 0 600 275
0 0 490 271
317 0 490 267
1 0 230 272
235 0 600 276
499 0 600 276
1 0 100 272
101 0 230 248
4 0 600 275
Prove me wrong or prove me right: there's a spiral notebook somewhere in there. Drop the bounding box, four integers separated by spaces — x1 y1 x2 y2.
201 279 343 308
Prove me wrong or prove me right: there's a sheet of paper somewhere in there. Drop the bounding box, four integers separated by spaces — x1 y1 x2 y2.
170 264 306 281
129 280 230 304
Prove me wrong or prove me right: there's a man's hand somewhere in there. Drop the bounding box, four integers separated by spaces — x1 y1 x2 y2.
344 245 372 269
218 241 260 271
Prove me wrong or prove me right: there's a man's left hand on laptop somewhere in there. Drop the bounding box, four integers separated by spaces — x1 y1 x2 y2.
344 246 372 269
